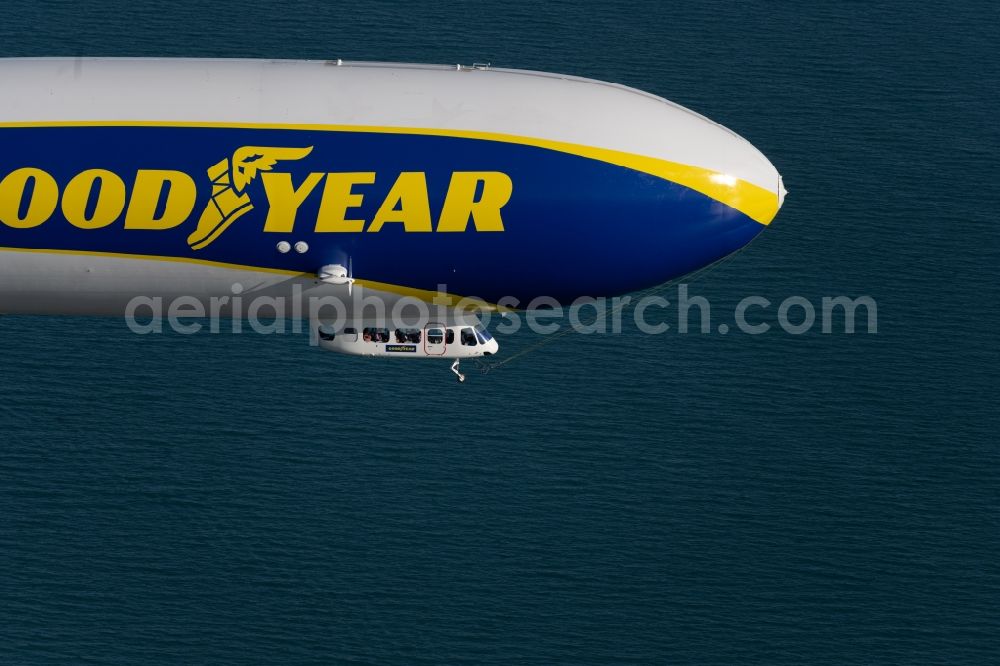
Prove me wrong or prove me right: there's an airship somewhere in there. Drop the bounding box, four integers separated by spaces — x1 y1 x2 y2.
0 58 785 380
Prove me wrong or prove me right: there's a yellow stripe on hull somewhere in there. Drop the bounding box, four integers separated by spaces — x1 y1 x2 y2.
0 121 780 225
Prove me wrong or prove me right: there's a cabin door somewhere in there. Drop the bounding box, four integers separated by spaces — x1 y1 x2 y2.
424 324 447 356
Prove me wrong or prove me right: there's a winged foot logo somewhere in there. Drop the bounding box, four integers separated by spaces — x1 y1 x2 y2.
187 146 314 250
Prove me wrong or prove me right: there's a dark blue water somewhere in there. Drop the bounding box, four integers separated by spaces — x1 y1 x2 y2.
1 2 997 663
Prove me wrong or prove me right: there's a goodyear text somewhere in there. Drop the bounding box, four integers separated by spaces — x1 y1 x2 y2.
0 145 513 250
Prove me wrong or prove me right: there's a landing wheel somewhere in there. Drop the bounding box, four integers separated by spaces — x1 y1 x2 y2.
451 359 466 383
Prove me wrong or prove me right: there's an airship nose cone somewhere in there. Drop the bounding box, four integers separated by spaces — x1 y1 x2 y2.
646 95 786 229
673 115 786 252
639 134 784 286
703 133 785 228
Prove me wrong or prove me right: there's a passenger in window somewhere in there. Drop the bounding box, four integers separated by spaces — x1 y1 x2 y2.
363 330 372 342
461 327 477 346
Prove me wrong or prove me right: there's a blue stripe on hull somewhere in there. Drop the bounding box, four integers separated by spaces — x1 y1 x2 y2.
0 126 764 303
